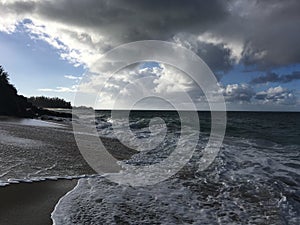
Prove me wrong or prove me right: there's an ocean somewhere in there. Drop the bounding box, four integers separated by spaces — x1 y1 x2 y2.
1 111 299 224
53 111 300 224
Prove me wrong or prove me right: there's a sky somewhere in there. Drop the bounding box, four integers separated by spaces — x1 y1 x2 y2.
0 0 300 111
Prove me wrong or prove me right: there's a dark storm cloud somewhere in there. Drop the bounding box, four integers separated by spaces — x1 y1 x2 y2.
198 43 233 73
251 71 300 84
2 0 300 71
6 0 228 41
173 34 234 73
237 0 300 69
221 84 255 103
9 1 36 13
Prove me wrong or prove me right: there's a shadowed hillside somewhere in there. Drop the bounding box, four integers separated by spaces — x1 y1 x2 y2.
0 66 72 118
0 66 35 117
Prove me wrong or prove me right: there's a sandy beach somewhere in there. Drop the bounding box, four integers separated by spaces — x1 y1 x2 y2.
0 117 137 224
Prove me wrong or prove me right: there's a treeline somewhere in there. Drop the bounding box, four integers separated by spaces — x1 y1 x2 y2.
28 96 72 109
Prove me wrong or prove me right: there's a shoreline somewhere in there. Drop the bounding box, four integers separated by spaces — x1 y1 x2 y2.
0 179 78 225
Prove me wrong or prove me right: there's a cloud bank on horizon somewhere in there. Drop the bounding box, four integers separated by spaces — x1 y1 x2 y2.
0 0 300 110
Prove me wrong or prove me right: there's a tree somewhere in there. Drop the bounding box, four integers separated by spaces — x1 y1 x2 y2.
0 66 9 83
0 66 33 116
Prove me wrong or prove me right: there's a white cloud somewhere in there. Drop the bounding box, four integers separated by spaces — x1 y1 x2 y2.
64 75 82 80
255 86 296 105
38 85 77 93
197 32 244 62
153 64 195 94
22 20 101 68
76 63 205 109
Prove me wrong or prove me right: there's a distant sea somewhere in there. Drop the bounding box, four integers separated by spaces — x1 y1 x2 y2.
1 111 299 224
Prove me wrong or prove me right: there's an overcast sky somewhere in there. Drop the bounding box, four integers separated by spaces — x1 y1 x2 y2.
0 0 300 110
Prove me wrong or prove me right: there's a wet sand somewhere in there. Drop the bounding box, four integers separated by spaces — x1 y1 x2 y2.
0 179 78 225
0 117 137 224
